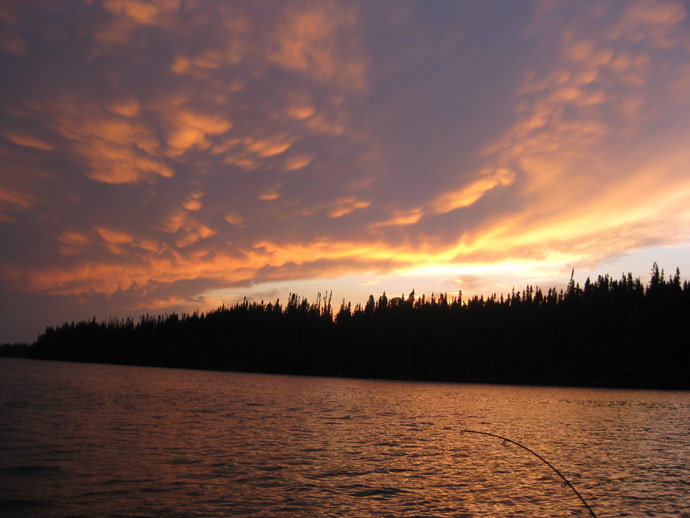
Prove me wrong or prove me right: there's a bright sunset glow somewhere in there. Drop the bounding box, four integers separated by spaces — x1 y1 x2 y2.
2 0 690 342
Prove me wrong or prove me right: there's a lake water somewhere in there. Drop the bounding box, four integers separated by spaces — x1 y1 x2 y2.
0 358 688 517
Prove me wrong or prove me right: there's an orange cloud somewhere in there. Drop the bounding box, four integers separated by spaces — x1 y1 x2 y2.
328 198 370 218
566 39 596 62
96 227 133 245
0 185 34 212
224 213 245 226
282 90 317 120
165 110 232 157
3 131 53 151
4 0 690 334
284 155 312 171
152 209 216 248
14 249 253 297
175 224 215 248
182 200 202 211
57 231 91 256
268 3 368 91
182 192 204 211
170 55 192 74
155 210 187 234
223 154 261 171
249 238 392 267
211 137 241 155
78 141 173 183
305 112 346 136
286 104 316 120
258 190 280 201
108 99 140 118
433 169 515 214
243 135 294 158
370 208 424 228
101 0 182 25
132 295 182 311
40 101 173 183
58 231 90 246
6 162 690 302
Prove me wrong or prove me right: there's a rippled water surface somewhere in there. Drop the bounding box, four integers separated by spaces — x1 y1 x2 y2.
1 358 689 517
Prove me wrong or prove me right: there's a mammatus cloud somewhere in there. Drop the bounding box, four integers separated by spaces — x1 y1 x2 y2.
1 0 690 342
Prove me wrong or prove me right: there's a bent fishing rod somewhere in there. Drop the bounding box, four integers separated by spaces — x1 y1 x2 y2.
460 430 598 518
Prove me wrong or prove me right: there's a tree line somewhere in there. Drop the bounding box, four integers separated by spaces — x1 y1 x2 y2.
1 263 688 389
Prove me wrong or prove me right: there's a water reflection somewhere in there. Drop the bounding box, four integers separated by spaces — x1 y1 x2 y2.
1 358 689 517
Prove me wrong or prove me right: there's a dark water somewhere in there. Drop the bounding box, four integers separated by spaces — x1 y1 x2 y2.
1 358 689 517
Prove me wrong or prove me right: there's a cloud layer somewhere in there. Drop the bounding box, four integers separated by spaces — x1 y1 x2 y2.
2 0 690 341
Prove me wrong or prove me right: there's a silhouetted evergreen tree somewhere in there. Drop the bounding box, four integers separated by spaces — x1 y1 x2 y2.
1 264 688 389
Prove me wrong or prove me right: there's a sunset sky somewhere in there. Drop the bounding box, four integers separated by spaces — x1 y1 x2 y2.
2 0 690 343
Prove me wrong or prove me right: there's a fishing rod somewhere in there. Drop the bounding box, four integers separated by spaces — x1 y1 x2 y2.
460 430 598 518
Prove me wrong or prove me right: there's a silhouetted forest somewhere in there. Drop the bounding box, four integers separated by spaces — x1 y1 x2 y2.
2 264 689 389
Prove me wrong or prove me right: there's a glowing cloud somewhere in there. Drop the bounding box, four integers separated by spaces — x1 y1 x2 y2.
370 208 424 228
328 198 371 218
3 132 53 151
267 2 368 91
258 190 280 201
284 155 313 171
96 227 133 245
433 169 515 214
166 111 232 157
2 0 690 343
224 213 245 226
243 135 293 158
183 192 204 211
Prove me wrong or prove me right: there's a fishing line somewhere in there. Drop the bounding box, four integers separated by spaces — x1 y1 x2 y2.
460 430 598 517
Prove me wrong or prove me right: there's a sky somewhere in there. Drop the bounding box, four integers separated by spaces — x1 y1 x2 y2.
2 0 690 343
